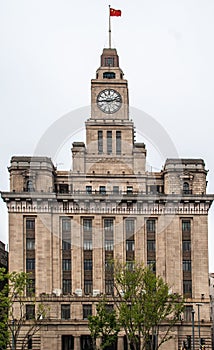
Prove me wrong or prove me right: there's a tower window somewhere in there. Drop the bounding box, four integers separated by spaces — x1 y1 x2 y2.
116 131 121 154
104 57 114 67
183 182 191 194
103 72 115 79
26 180 34 192
61 304 70 320
83 304 92 319
98 130 103 154
107 131 112 154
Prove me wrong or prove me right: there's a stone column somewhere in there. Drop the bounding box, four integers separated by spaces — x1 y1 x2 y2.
74 336 80 350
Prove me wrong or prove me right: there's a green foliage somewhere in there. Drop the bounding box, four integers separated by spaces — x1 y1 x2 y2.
113 262 184 350
0 268 48 350
88 296 120 349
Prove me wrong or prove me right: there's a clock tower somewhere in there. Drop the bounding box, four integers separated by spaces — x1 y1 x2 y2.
91 48 129 120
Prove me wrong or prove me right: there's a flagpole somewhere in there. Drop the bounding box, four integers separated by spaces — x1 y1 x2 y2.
109 5 111 48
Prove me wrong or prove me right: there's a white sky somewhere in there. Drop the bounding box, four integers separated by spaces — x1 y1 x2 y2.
0 0 214 270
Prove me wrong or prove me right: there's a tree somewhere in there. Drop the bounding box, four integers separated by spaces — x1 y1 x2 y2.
113 262 184 350
0 268 48 350
88 296 120 350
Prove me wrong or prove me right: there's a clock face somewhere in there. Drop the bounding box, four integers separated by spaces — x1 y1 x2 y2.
96 89 122 114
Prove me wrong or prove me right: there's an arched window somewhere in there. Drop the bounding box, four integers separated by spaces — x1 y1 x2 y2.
27 180 34 192
183 182 190 194
103 72 115 79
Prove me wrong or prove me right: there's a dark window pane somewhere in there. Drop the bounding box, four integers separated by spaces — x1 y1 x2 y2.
183 280 192 296
116 131 121 155
63 279 71 295
83 219 92 232
26 238 35 250
61 304 70 320
26 219 35 230
183 241 191 251
26 304 35 320
98 130 103 154
84 260 92 271
84 280 92 295
26 259 35 270
126 240 135 251
83 240 92 250
62 259 71 271
83 304 92 319
107 131 112 154
146 220 156 233
147 241 156 251
182 220 191 232
183 260 191 271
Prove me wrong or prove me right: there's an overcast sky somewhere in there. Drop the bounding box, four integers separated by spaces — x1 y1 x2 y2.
0 0 214 270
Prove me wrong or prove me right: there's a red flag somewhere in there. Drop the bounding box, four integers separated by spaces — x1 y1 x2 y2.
110 8 122 17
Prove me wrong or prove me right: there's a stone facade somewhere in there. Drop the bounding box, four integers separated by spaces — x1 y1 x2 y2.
1 47 214 350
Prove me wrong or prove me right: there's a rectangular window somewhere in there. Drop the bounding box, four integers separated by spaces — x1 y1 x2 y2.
183 260 192 271
147 260 156 272
61 304 70 320
27 335 32 350
26 279 35 296
26 219 35 230
62 219 71 232
26 238 35 250
83 240 92 250
105 280 114 295
26 259 35 270
105 57 114 67
86 186 92 194
146 220 156 233
84 259 92 271
98 130 103 154
62 336 74 350
62 259 71 271
83 304 92 319
84 280 92 295
107 131 112 154
183 241 191 252
99 186 106 195
26 305 35 320
62 279 71 295
104 219 114 232
126 261 134 270
62 218 71 250
127 186 133 194
113 186 119 194
147 240 156 251
184 306 193 322
116 131 121 155
83 219 92 232
126 240 135 251
183 280 192 296
182 220 191 232
125 219 135 236
104 240 114 251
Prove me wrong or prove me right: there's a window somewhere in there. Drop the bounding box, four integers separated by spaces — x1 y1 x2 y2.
147 241 156 251
184 306 193 322
182 220 191 232
183 241 191 251
62 335 74 350
63 279 71 294
83 219 92 232
183 260 191 271
127 186 133 194
26 219 35 230
147 260 156 272
59 184 69 193
105 280 114 295
98 130 103 154
84 280 92 295
125 219 135 235
26 259 35 270
84 259 92 271
80 335 93 350
183 182 191 194
146 220 156 233
105 261 114 272
62 219 71 232
107 131 112 154
86 186 92 194
183 280 192 296
26 279 35 296
104 57 114 67
113 186 119 194
61 304 70 320
83 304 92 319
83 240 92 250
104 240 114 251
103 72 115 79
126 240 135 251
62 239 71 251
27 180 34 192
104 219 114 232
126 261 134 270
99 186 106 195
26 238 35 250
62 259 71 271
26 304 35 320
116 131 121 155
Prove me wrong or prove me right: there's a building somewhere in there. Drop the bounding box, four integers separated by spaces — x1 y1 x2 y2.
0 241 8 291
1 45 214 350
210 273 214 349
